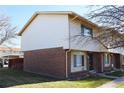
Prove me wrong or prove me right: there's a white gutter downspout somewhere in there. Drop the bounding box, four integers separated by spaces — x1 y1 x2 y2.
65 49 71 78
65 15 78 78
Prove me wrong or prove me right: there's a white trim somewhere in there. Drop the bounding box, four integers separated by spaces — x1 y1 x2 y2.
121 55 124 65
104 53 111 67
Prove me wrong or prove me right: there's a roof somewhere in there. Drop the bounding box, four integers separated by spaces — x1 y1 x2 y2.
18 11 98 36
0 47 21 51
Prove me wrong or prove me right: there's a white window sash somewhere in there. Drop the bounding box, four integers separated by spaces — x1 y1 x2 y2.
73 54 84 67
104 54 110 67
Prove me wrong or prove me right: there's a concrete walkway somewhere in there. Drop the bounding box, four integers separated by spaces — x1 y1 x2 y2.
98 76 124 88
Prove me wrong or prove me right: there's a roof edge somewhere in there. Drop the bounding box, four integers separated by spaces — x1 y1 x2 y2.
18 12 39 36
18 11 98 36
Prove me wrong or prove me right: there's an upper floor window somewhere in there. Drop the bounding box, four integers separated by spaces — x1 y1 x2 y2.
81 25 93 37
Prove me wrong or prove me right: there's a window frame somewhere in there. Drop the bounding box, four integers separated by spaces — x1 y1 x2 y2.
122 56 124 65
104 53 110 67
81 25 93 37
73 54 84 67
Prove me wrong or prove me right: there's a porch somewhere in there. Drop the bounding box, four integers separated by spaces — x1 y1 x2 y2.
70 50 122 74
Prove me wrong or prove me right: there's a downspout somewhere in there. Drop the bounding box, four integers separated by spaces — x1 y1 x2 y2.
65 49 71 78
65 17 71 78
65 15 78 78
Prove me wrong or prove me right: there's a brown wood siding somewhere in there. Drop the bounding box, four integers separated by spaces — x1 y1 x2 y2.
9 58 23 70
114 54 121 69
93 52 103 73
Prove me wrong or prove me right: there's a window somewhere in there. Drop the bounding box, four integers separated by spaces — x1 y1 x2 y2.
73 55 77 67
104 54 110 66
122 56 124 64
81 25 92 37
73 55 84 67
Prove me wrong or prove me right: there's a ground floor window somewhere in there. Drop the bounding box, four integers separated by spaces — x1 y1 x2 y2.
122 56 124 65
73 55 84 67
104 53 110 67
71 51 86 73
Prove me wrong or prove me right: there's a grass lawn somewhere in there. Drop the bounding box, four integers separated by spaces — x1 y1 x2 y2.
106 71 124 77
0 68 112 88
117 83 124 88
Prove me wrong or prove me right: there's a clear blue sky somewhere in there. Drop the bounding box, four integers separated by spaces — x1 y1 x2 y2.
0 5 92 48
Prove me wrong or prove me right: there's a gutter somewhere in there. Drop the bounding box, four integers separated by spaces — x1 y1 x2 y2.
65 15 77 78
65 49 71 78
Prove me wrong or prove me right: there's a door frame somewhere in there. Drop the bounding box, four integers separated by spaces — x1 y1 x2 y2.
88 53 94 71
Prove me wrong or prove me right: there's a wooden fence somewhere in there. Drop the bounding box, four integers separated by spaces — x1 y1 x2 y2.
9 58 23 70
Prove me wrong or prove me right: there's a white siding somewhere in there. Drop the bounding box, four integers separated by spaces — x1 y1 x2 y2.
69 18 108 52
21 14 108 52
21 14 69 51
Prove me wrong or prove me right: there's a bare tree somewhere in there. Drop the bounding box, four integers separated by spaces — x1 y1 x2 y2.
89 5 124 31
70 6 124 49
88 5 124 49
0 15 17 48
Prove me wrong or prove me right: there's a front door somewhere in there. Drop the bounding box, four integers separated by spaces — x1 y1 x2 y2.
114 54 121 69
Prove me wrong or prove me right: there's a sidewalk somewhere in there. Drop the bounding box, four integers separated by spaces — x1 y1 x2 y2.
98 76 124 88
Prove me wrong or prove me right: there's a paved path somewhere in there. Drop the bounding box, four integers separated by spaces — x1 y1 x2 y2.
98 76 124 88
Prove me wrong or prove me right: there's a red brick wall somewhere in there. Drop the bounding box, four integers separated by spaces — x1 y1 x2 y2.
9 58 23 70
24 47 67 79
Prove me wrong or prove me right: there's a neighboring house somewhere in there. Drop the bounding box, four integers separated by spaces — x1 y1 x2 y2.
18 11 124 79
0 47 23 67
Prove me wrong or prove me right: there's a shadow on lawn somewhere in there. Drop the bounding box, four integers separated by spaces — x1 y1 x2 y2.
0 68 112 88
0 68 60 88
